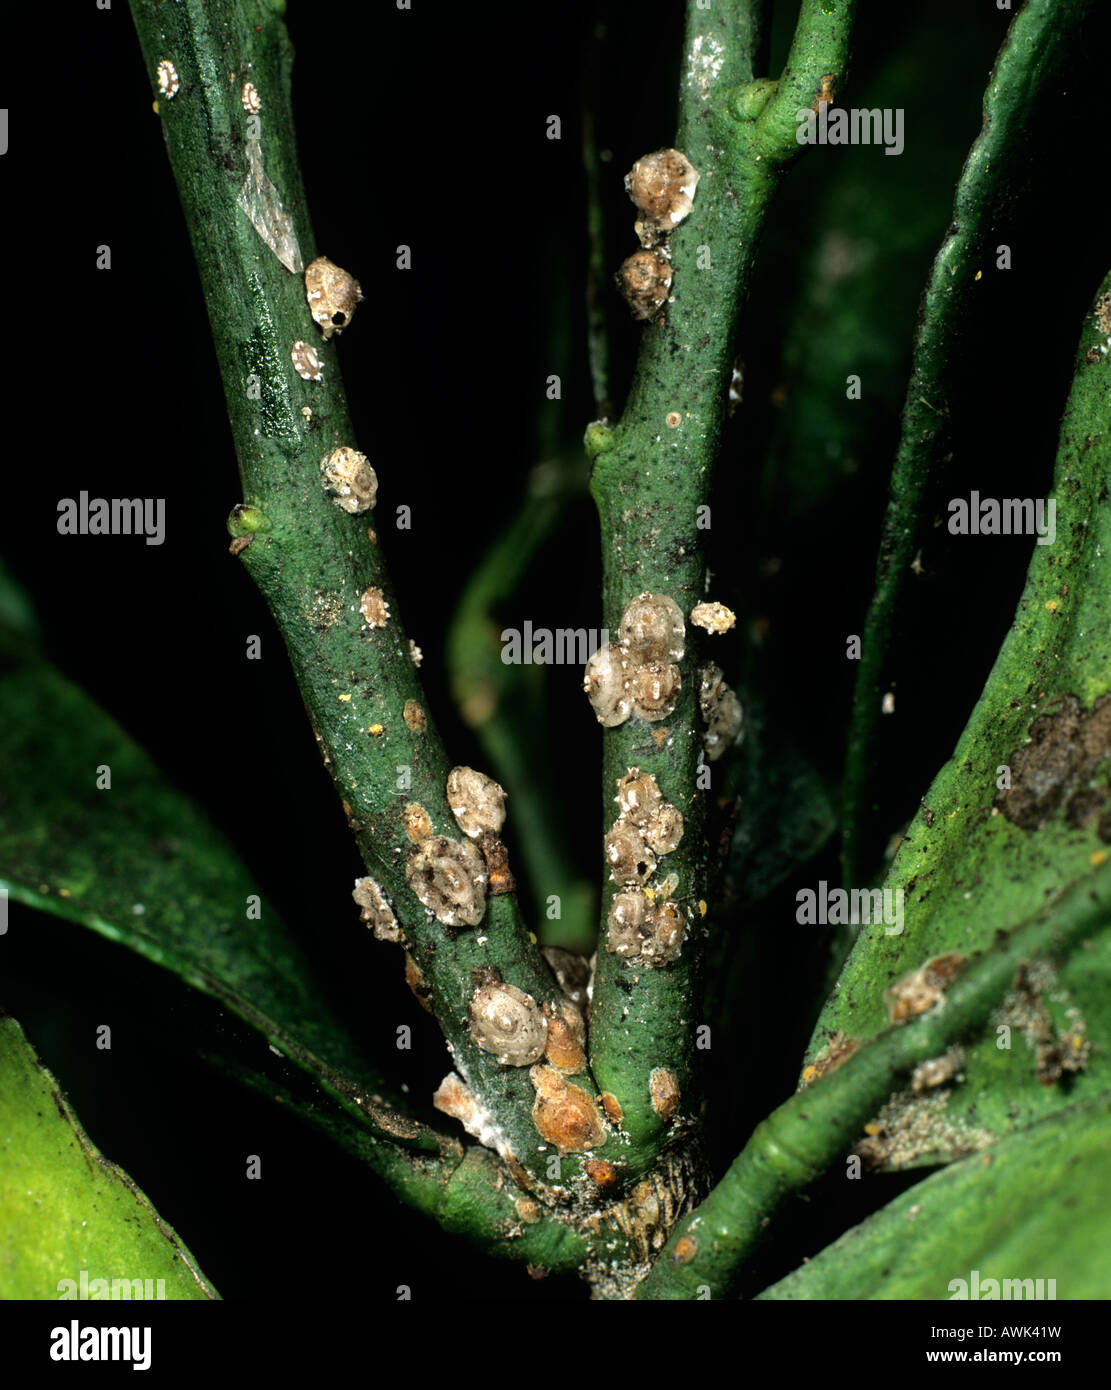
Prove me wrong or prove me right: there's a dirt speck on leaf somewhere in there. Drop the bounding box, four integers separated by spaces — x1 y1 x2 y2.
857 1090 993 1169
995 693 1111 831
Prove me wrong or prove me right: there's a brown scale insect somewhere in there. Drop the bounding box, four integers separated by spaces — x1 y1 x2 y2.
617 248 672 321
447 767 506 840
469 981 547 1066
604 823 657 886
352 875 401 943
304 255 363 340
478 831 516 897
625 149 700 247
405 834 488 928
530 1065 607 1153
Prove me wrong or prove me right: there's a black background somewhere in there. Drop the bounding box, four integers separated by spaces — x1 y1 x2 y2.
1 0 1109 1307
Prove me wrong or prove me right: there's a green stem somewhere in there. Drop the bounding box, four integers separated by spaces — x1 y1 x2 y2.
583 94 613 422
638 862 1111 1298
214 1052 590 1271
588 0 856 1179
127 0 586 1183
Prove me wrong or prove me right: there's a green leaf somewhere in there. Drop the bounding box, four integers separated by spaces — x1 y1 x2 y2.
806 270 1111 1163
0 1011 217 1300
0 580 447 1160
639 870 1111 1299
757 1097 1111 1300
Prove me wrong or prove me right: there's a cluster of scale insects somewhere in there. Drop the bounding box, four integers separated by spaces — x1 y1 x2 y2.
345 583 741 1199
207 98 744 1239
616 149 701 321
149 61 745 1276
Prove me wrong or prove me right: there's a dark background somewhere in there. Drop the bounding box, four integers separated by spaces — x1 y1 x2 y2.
1 0 1108 1301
